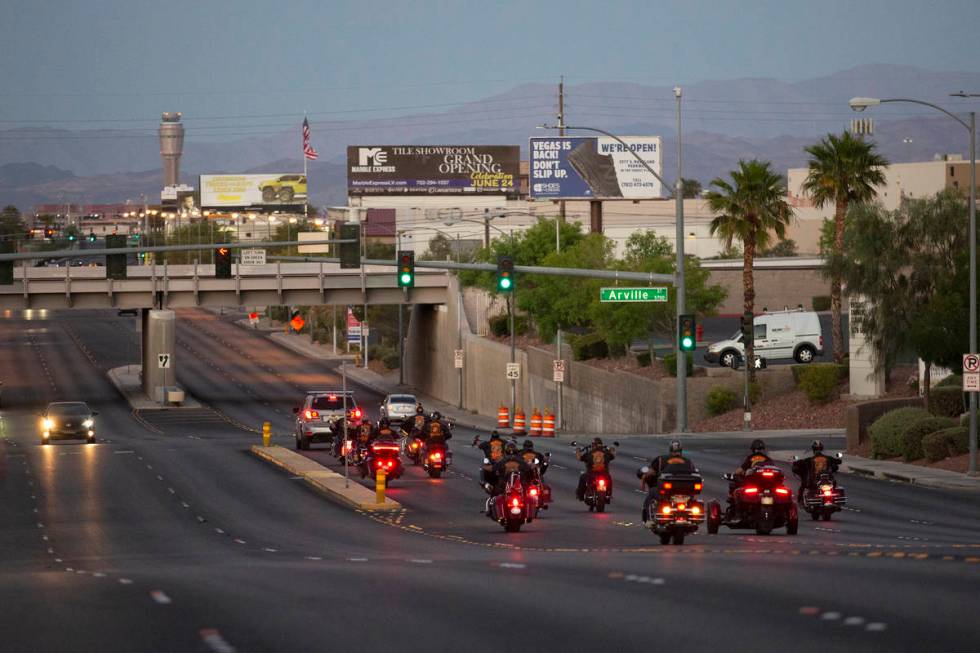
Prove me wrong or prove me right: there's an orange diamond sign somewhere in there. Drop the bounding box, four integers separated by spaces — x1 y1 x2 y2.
290 314 305 332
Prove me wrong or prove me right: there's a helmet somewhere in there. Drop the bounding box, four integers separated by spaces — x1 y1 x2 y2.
811 439 824 453
668 439 683 455
378 417 389 427
523 440 534 450
592 437 604 447
431 411 442 421
750 438 766 453
504 442 519 455
490 430 501 440
416 404 424 415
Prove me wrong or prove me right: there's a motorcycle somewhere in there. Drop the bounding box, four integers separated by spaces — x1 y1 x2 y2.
526 452 552 514
640 468 705 545
792 453 847 521
707 464 798 536
422 441 452 478
489 471 532 533
404 434 425 465
362 441 403 486
571 440 618 513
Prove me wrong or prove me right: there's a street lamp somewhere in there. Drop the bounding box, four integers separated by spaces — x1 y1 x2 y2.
537 85 689 433
849 95 977 475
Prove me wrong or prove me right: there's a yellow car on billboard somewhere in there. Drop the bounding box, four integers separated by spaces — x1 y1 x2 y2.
259 174 307 203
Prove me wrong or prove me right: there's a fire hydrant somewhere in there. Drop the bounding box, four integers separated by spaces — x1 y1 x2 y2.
262 421 271 447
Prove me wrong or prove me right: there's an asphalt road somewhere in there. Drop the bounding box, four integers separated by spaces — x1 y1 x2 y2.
1 307 977 652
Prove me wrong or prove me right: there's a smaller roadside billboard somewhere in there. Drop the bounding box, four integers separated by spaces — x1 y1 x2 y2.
200 174 307 208
529 136 663 199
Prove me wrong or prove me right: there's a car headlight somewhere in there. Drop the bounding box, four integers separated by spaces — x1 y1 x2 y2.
83 419 94 428
43 418 53 430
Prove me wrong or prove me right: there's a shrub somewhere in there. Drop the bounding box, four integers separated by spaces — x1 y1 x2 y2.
488 313 529 337
936 374 962 388
636 352 652 367
798 363 841 404
812 295 831 311
922 427 970 462
570 332 609 361
961 413 970 428
899 416 955 461
928 386 966 418
663 351 695 377
791 365 806 385
706 386 738 416
869 407 931 459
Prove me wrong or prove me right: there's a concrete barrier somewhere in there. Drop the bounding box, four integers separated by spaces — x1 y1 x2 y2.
251 445 401 511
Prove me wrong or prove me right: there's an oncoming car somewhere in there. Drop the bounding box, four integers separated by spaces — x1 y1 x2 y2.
41 402 98 444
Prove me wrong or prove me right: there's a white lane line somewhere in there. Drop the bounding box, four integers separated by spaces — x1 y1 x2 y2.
305 556 322 561
93 572 106 578
348 557 368 562
54 558 62 563
233 539 246 545
168 487 176 494
843 616 866 626
118 578 133 585
263 548 277 553
551 464 567 470
497 562 526 569
156 475 164 481
200 628 236 653
820 612 842 621
214 528 225 535
409 559 433 564
150 590 172 605
114 450 135 454
146 464 153 470
865 622 887 632
181 502 190 509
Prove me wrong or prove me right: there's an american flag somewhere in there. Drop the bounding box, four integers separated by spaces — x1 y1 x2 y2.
302 117 318 160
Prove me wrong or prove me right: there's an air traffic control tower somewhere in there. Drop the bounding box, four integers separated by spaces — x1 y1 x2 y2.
159 112 184 187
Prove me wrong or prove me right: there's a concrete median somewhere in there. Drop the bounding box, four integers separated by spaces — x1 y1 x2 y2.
251 445 402 511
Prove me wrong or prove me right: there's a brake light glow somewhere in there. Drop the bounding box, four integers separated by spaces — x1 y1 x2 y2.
352 408 362 419
663 481 672 489
694 483 702 491
775 487 791 496
510 497 521 507
328 394 337 401
690 505 701 515
761 471 775 477
823 489 833 497
529 487 538 496
304 409 319 420
820 484 833 492
410 441 420 449
661 505 672 515
597 478 607 489
744 487 759 494
676 503 686 511
431 452 442 461
377 461 384 468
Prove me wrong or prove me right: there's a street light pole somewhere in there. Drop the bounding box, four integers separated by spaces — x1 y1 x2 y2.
850 96 977 475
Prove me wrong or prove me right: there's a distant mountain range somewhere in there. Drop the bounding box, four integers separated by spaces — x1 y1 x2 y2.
2 64 978 210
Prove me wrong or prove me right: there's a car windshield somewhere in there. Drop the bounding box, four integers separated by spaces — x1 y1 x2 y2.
388 395 416 404
311 395 353 410
48 403 91 417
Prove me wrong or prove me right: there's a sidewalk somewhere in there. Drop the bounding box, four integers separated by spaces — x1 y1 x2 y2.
771 448 980 492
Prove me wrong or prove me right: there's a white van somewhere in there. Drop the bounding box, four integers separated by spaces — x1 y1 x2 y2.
705 309 824 367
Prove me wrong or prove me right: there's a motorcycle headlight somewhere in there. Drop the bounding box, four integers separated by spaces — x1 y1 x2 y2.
43 418 53 430
83 419 94 429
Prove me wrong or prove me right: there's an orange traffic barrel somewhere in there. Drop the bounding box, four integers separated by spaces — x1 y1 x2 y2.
529 409 542 436
513 410 526 435
542 410 556 437
497 405 510 429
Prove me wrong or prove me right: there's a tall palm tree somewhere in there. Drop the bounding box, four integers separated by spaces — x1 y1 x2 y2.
802 132 887 363
706 160 793 380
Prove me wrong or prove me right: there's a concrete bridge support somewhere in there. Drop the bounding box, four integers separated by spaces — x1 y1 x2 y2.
141 309 177 402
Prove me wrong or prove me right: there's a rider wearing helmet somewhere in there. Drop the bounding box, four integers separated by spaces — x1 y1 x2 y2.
375 417 397 441
520 439 549 476
728 438 773 502
575 437 616 501
476 431 507 491
421 410 450 445
491 441 530 494
639 440 698 525
791 439 840 500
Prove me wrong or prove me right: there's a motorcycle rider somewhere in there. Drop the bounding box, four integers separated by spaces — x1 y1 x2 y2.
575 437 616 502
639 440 697 525
520 440 549 476
728 438 773 509
485 442 532 516
791 440 840 501
375 417 398 442
475 431 507 491
403 405 428 438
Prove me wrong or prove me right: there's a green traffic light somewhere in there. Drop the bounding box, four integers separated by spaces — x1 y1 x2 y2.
499 277 512 290
681 336 694 349
400 272 413 285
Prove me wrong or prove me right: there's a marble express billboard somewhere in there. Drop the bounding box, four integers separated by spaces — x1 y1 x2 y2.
347 145 519 195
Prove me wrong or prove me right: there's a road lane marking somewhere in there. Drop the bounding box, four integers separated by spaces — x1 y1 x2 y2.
843 616 865 626
118 578 133 585
820 612 842 621
263 548 277 553
409 559 433 564
865 622 887 632
234 539 246 545
306 556 322 561
150 590 172 605
199 628 236 653
348 557 368 562
214 528 225 535
113 450 135 455
497 563 525 569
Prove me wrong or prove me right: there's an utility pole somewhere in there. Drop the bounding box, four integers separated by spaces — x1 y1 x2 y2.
558 76 566 223
674 86 688 433
555 80 566 430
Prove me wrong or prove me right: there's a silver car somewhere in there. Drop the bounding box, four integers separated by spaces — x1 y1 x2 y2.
379 393 418 425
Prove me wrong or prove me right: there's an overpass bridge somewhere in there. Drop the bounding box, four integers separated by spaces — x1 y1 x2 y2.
0 262 450 310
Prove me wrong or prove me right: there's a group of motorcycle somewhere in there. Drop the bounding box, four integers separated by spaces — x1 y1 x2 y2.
328 410 455 487
636 438 847 545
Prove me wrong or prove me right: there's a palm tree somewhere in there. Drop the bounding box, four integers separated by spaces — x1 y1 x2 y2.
802 132 887 363
706 160 793 380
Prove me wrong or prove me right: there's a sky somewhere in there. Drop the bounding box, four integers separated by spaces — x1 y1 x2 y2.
1 0 978 136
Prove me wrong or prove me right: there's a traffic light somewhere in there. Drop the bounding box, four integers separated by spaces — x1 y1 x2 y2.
105 234 127 280
45 228 54 239
496 255 514 293
67 232 76 242
339 223 361 269
397 250 415 288
215 246 232 279
88 232 97 243
740 311 754 348
679 314 696 352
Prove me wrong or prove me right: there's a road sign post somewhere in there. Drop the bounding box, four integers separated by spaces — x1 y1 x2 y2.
553 359 565 383
599 287 668 302
506 363 520 380
157 353 171 369
240 248 267 266
454 349 464 369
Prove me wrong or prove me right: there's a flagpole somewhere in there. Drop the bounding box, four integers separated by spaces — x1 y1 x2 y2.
303 113 309 222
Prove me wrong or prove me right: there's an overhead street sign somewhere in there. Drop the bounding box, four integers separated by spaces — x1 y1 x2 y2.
240 248 266 266
964 353 980 373
506 363 521 380
599 287 668 303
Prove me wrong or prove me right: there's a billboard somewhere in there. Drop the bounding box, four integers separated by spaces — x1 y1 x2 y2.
529 136 663 199
347 145 519 195
199 174 307 208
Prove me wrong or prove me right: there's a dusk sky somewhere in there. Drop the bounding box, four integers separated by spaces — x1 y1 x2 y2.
1 0 978 136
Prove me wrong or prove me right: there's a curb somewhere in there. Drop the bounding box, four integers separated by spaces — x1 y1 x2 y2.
841 463 980 491
250 444 402 511
106 366 202 411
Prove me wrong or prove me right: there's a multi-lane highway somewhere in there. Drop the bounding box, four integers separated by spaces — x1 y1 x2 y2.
1 308 978 652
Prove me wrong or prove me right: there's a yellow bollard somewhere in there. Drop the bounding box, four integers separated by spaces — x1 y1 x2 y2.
262 421 271 447
376 468 386 504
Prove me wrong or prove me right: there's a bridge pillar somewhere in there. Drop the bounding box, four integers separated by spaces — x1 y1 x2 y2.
142 309 177 401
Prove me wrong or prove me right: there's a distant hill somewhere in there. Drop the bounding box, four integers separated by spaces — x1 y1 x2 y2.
2 63 978 210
